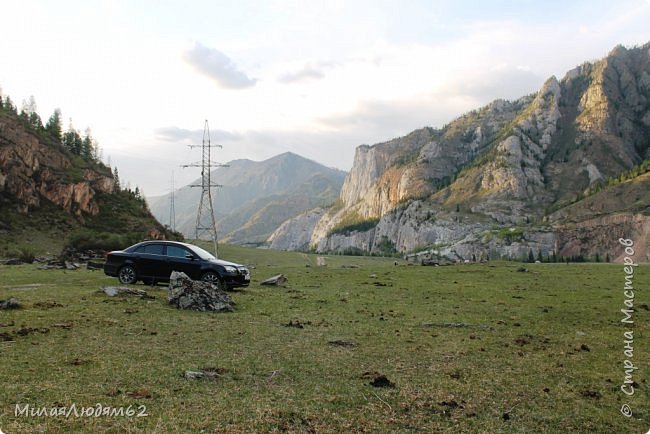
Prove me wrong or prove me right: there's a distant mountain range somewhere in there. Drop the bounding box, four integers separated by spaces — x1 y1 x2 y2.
269 42 650 262
147 152 346 245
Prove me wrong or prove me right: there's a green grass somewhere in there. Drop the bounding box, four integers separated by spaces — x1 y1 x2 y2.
0 245 648 433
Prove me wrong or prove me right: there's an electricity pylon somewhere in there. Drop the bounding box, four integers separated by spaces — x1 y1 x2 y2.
182 120 228 257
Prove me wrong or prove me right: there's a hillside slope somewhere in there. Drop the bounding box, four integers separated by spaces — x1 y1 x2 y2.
0 103 177 255
148 152 346 245
270 42 650 262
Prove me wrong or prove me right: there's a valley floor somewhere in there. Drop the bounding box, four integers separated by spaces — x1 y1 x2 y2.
0 246 648 433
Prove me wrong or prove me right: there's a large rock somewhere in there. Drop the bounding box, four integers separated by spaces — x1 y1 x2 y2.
168 272 234 312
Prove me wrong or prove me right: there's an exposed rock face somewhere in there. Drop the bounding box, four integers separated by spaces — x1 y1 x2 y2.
168 271 234 312
269 42 650 261
554 213 649 262
268 207 326 250
0 112 114 216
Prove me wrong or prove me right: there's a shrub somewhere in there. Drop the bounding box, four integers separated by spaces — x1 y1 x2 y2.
18 248 36 264
65 230 138 251
328 211 380 236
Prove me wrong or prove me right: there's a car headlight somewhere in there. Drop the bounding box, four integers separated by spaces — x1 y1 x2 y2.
224 266 237 273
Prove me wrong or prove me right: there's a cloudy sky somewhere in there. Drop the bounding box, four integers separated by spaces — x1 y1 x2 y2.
2 0 650 196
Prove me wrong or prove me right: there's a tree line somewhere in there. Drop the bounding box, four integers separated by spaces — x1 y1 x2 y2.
0 93 102 164
0 90 149 204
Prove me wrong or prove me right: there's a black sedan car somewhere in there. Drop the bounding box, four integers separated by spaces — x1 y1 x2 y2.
104 241 250 289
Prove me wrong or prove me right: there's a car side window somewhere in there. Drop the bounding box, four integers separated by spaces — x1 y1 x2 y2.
140 244 164 255
167 246 190 258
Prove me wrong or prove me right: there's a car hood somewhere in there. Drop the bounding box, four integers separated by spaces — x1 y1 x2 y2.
208 258 244 268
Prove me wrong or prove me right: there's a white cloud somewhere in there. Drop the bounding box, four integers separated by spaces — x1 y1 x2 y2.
155 126 241 144
278 67 326 84
183 42 257 89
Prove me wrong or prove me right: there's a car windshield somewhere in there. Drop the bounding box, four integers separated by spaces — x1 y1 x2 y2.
189 245 216 260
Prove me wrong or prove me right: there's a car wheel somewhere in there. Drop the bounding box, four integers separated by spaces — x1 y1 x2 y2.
201 271 224 290
118 265 137 284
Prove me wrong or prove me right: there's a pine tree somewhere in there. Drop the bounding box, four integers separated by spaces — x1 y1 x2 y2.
62 120 79 154
45 109 63 144
3 96 16 113
527 249 535 263
113 167 121 190
81 129 93 160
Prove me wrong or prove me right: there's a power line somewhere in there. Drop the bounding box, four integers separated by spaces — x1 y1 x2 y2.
181 120 228 257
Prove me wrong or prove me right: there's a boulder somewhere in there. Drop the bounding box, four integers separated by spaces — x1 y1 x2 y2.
260 274 288 286
0 298 20 309
168 271 234 312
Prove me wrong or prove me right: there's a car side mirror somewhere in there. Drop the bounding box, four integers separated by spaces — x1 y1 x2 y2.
185 253 196 260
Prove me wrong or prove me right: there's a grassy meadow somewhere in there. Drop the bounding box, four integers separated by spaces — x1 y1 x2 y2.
0 245 648 433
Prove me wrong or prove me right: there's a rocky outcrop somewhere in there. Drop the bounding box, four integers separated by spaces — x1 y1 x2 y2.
554 213 649 262
268 207 326 250
0 112 114 216
269 42 650 262
168 271 234 312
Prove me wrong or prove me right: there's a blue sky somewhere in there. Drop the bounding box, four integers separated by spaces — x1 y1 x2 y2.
1 0 650 195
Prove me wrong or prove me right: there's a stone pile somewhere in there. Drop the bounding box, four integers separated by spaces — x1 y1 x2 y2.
168 271 233 312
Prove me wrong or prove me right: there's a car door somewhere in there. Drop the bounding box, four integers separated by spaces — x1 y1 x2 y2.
133 243 166 279
165 245 200 278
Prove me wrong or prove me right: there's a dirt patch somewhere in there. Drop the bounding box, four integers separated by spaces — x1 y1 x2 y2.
580 389 601 399
439 399 465 417
327 339 358 348
16 327 50 336
515 335 533 346
127 388 153 399
361 371 395 388
33 301 64 309
284 319 310 329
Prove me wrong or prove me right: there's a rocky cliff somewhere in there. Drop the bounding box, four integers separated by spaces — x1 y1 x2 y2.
0 106 175 254
0 112 115 216
269 42 650 262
